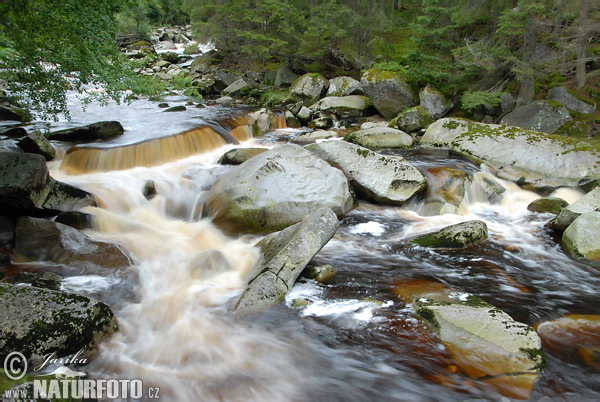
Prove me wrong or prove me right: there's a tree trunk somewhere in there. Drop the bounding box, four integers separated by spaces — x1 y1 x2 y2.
380 0 386 15
553 0 563 40
518 15 536 105
576 0 590 89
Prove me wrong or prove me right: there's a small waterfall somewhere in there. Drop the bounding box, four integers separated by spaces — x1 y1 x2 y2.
60 116 252 174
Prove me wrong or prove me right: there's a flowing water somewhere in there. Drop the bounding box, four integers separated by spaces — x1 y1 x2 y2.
33 94 600 400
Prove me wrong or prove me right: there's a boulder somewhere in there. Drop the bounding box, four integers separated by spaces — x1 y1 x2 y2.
419 85 453 119
13 271 62 291
235 207 339 312
213 70 239 91
393 279 544 399
301 264 336 282
206 144 354 234
159 51 180 64
500 100 572 134
548 187 600 231
390 106 433 133
0 105 29 122
55 211 94 230
0 127 27 138
0 153 94 215
306 141 427 205
275 66 299 88
48 121 124 142
308 116 334 129
360 69 417 119
215 96 234 105
285 112 301 128
245 108 280 136
344 127 414 150
420 118 600 190
218 148 268 165
0 283 118 368
412 220 488 248
296 106 312 125
501 92 516 113
426 167 469 209
562 212 600 260
527 197 568 214
289 73 328 104
17 131 55 160
15 217 130 269
222 78 253 97
310 95 375 118
326 76 364 97
142 180 157 200
292 130 340 144
546 86 596 114
164 105 186 112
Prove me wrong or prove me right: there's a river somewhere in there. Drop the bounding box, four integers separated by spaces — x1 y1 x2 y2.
42 93 600 400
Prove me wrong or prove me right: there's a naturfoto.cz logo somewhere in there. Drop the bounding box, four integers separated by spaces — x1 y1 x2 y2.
3 352 159 400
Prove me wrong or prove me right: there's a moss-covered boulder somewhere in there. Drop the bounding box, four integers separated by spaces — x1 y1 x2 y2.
419 85 453 119
535 314 600 369
0 153 94 215
548 187 600 231
306 141 427 205
48 121 124 142
360 69 417 119
420 118 600 190
393 279 544 399
500 100 572 134
17 132 55 161
244 108 280 136
527 197 569 214
235 207 339 312
546 86 596 115
291 130 340 144
412 220 488 248
310 95 375 118
15 217 131 269
0 283 118 368
344 127 414 150
390 106 432 133
326 76 364 97
289 73 328 105
562 212 600 261
206 144 354 234
218 147 268 165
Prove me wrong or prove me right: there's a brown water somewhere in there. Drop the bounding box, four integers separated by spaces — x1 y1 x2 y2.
42 97 600 400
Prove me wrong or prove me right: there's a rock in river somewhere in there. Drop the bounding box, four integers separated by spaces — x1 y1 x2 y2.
393 279 544 399
562 211 600 261
218 147 268 165
412 220 488 248
0 283 118 368
527 197 568 214
548 187 600 231
206 144 355 234
15 217 131 269
344 127 414 150
235 207 339 313
420 118 600 190
306 140 427 205
360 69 417 119
48 121 124 142
289 73 328 105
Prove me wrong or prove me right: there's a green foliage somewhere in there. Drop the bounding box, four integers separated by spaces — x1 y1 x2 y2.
260 89 290 106
460 91 502 112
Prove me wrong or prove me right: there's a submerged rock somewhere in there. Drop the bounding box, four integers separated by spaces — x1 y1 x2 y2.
412 220 488 248
500 100 572 134
393 279 544 399
206 144 354 234
48 121 124 142
420 118 600 190
527 197 568 214
326 76 364 97
344 127 414 150
15 217 131 269
562 212 600 261
0 283 118 367
301 264 336 282
163 105 186 112
548 187 600 231
310 95 374 118
306 141 427 205
390 106 432 133
218 147 268 165
535 314 600 369
546 86 596 115
235 207 339 312
289 73 328 105
0 153 95 215
360 69 417 119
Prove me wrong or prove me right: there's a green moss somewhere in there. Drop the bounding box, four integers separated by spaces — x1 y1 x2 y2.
417 306 440 331
519 347 547 370
546 100 564 109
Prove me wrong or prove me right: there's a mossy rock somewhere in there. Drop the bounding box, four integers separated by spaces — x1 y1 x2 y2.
527 197 568 214
413 220 488 248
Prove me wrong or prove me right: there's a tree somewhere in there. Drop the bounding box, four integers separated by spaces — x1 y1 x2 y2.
576 0 590 89
0 0 129 120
